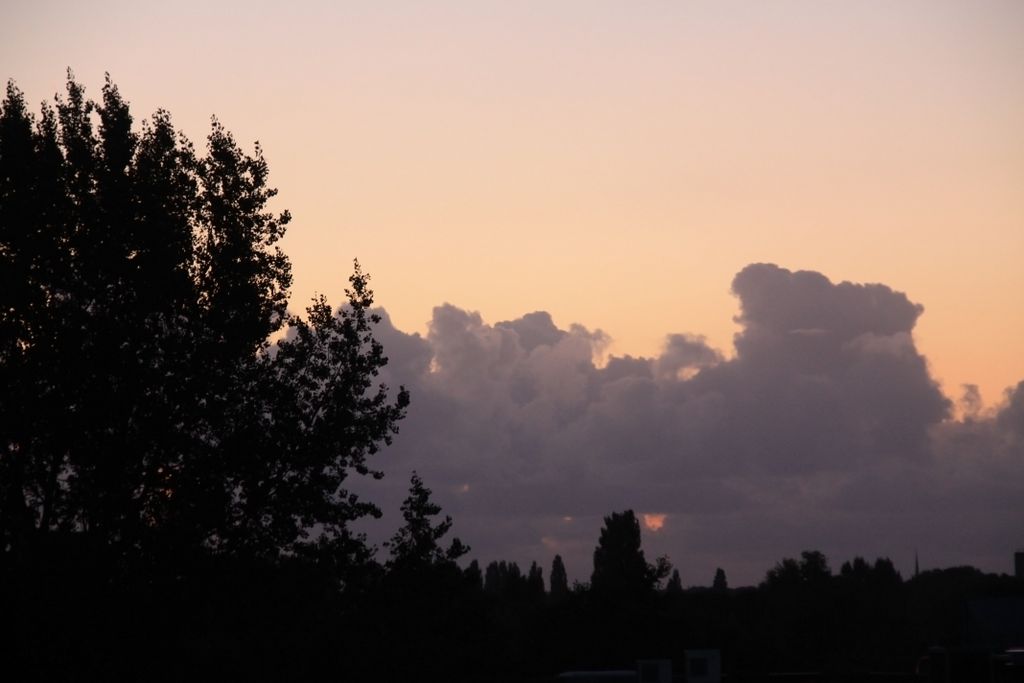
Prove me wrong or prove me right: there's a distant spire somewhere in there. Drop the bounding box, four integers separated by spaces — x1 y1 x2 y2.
914 550 919 578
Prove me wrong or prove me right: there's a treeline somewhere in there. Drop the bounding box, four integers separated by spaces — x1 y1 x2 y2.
341 515 1024 681
5 499 1023 681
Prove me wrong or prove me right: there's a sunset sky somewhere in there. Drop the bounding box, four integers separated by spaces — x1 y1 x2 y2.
3 1 1022 585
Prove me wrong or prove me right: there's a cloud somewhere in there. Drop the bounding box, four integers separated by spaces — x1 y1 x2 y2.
356 264 1023 587
656 334 721 380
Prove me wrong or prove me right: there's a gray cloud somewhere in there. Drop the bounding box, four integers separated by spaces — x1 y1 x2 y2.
354 264 1023 586
656 334 721 380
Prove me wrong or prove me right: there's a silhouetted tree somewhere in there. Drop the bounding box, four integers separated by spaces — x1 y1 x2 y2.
591 509 670 599
764 557 801 589
837 557 902 606
386 471 468 572
377 473 471 681
0 73 408 574
799 550 831 583
872 557 902 585
713 567 728 591
484 560 526 597
527 560 545 597
840 556 872 580
550 554 569 600
666 568 683 594
764 550 831 589
464 558 484 592
485 561 501 593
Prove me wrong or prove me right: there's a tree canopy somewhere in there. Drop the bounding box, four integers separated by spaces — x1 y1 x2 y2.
665 568 683 594
590 509 670 599
713 566 728 591
550 553 569 600
386 471 468 573
0 73 408 574
763 550 832 590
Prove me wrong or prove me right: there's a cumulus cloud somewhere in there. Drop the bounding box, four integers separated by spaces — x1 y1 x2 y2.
356 264 1023 586
656 334 721 380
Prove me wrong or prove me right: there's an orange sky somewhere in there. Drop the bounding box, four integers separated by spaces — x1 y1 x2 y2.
3 0 1022 408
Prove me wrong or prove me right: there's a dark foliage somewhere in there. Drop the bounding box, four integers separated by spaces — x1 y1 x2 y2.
485 559 526 597
1 73 409 679
0 73 408 575
527 560 545 597
386 471 468 573
550 553 569 600
712 566 728 591
666 568 683 594
591 509 671 600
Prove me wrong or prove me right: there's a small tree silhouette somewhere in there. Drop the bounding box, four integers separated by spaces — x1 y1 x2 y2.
713 567 728 591
591 510 670 599
550 554 569 600
386 471 468 572
527 561 545 598
666 568 683 594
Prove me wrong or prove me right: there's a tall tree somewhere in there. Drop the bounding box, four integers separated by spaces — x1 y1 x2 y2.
550 554 569 600
798 550 831 584
527 560 545 597
0 73 408 573
386 471 468 572
484 560 525 597
590 509 670 599
666 568 683 594
463 558 484 592
763 550 832 589
712 567 728 591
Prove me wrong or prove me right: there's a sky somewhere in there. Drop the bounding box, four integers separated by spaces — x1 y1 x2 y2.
3 1 1022 585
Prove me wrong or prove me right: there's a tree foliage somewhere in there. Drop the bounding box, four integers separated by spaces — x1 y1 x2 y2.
666 568 683 594
0 73 408 573
713 566 728 591
550 553 569 600
590 509 670 599
484 559 530 597
386 471 468 572
527 560 545 597
839 556 902 587
763 550 832 589
463 558 483 591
